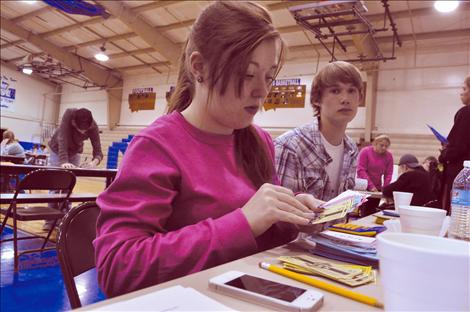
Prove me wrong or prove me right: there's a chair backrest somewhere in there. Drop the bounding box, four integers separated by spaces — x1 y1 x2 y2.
57 201 100 309
17 169 76 192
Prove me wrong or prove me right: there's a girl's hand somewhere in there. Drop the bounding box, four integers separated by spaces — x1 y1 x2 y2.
241 184 317 237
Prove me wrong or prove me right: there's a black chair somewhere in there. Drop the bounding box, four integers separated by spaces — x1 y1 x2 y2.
0 169 76 271
57 201 100 309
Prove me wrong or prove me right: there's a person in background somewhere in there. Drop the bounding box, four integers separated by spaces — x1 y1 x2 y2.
356 134 394 192
421 156 443 207
48 108 103 169
94 1 322 298
275 61 363 202
383 154 434 207
0 130 25 157
439 76 470 213
0 130 25 192
422 156 438 172
43 108 103 231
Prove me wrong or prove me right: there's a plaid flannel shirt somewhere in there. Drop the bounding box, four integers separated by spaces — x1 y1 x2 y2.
274 118 358 201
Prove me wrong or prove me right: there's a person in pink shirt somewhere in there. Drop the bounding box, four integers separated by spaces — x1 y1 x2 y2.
94 1 322 298
356 134 394 191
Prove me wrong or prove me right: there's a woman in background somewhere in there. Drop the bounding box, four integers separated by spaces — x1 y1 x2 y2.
356 134 393 192
0 130 25 157
439 76 470 212
94 1 322 298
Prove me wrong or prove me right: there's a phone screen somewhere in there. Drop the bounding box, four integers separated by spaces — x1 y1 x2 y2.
225 274 306 303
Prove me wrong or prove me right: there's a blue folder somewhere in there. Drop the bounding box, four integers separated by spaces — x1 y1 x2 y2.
426 124 448 145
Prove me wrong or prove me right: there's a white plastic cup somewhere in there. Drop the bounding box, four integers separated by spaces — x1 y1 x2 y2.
392 191 413 211
354 178 368 191
398 205 447 236
377 233 470 311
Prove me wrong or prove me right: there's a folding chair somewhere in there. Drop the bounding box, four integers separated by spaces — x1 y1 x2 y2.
0 169 76 271
57 201 100 309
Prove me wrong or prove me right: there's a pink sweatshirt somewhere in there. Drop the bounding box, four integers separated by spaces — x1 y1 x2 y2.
94 112 298 297
356 145 394 191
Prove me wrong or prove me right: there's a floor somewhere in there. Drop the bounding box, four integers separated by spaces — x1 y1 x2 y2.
1 177 107 312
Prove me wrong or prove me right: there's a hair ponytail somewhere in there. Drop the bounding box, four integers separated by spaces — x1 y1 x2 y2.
167 41 195 113
234 126 273 188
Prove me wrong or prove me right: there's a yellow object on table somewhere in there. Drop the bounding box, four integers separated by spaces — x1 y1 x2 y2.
259 262 383 309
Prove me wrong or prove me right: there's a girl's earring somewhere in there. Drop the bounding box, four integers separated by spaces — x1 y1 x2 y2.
197 76 203 83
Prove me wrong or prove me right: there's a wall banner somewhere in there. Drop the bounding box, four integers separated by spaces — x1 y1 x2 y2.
1 75 17 112
128 87 156 112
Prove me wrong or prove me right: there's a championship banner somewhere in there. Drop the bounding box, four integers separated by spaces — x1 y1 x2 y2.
128 87 156 112
1 75 17 112
264 78 306 111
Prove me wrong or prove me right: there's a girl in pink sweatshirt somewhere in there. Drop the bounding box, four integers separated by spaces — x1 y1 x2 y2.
357 135 394 191
94 1 322 298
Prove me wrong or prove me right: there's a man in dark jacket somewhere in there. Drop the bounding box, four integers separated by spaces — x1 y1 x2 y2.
383 154 435 207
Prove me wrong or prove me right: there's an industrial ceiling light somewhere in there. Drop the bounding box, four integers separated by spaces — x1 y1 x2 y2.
94 46 109 62
21 0 37 4
434 1 459 13
22 67 33 75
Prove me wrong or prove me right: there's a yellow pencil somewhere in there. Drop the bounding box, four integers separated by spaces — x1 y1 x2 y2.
259 262 383 309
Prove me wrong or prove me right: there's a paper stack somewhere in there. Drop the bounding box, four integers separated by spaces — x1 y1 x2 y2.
278 255 375 287
310 190 370 224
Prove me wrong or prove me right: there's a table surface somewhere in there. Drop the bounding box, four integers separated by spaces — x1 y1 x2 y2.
0 163 117 177
82 216 383 311
0 193 98 204
0 155 25 164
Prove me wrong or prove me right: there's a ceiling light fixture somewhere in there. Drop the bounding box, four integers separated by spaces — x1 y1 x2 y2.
22 67 33 75
21 0 37 4
434 1 459 13
94 46 109 62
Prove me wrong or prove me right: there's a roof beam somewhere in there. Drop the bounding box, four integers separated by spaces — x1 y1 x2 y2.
1 16 122 88
63 19 195 51
116 61 170 71
108 47 156 59
132 1 180 14
96 1 181 64
11 6 53 23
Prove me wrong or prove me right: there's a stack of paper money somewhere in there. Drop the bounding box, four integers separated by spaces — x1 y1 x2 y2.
310 190 370 224
278 255 375 287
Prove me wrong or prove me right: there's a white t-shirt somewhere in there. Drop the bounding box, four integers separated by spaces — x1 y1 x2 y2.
320 132 344 195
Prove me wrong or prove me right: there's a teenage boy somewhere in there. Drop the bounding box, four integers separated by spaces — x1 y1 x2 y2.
44 108 103 231
275 61 363 201
48 108 103 169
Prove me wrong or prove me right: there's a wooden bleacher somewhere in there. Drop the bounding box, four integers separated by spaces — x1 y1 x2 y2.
82 127 442 169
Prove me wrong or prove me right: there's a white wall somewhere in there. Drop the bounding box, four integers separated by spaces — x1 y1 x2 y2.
59 84 108 126
0 66 59 142
117 44 469 136
119 59 367 130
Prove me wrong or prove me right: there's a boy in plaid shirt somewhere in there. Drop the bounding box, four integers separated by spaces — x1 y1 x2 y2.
275 61 363 201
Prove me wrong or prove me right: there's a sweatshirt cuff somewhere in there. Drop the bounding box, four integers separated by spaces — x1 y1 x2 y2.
213 208 258 262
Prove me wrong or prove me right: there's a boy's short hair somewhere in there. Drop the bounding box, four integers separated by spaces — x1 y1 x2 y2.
74 108 93 130
310 61 363 117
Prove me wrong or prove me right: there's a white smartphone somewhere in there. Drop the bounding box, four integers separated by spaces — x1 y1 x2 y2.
209 271 323 312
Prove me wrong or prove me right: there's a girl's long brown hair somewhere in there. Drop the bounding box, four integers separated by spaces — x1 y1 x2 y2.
168 1 285 188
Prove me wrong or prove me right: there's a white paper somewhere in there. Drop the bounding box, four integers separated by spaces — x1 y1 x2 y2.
91 285 236 311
